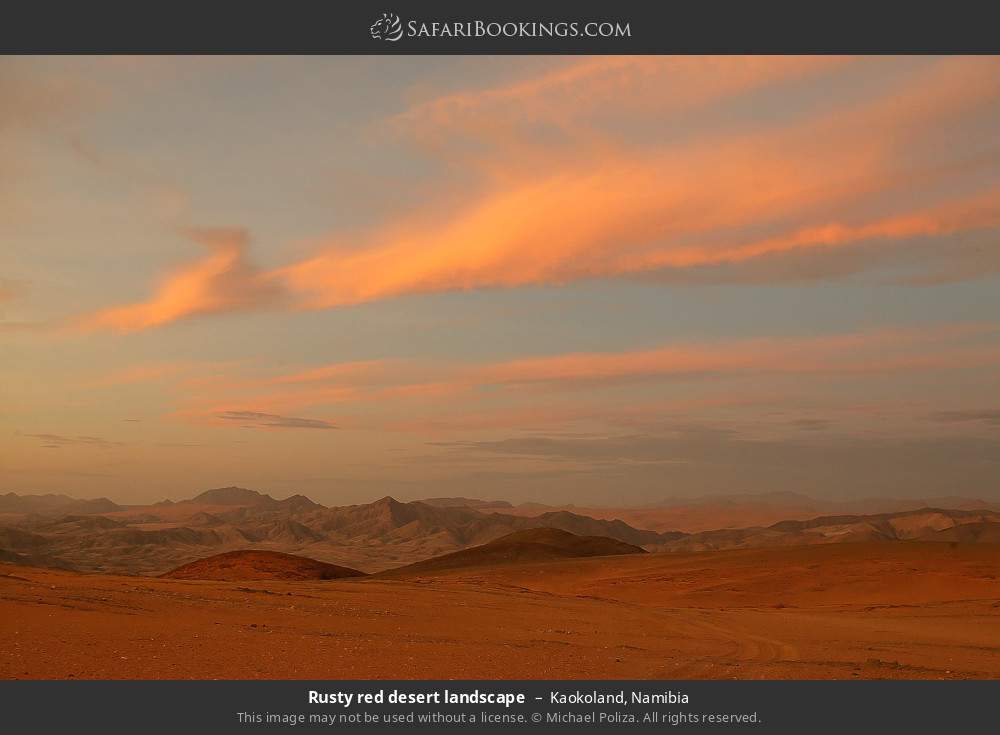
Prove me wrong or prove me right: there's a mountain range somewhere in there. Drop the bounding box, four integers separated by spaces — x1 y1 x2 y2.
1 487 998 575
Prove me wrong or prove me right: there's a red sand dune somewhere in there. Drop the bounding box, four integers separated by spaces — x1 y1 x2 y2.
382 527 645 576
161 550 365 581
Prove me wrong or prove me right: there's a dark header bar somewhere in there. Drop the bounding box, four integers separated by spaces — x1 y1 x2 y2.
2 0 998 54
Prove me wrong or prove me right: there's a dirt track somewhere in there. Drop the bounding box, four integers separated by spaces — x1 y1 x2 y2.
2 542 999 679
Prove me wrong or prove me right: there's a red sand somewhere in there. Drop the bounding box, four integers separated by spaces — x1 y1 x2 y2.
2 542 999 680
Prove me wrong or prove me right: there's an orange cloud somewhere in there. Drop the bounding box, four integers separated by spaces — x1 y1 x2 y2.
76 228 284 333
629 186 1000 273
171 324 1000 426
76 57 1000 331
278 57 1000 308
278 138 887 307
466 325 1000 387
268 360 404 386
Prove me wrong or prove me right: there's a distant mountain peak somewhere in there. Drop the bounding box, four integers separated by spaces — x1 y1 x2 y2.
188 486 270 506
0 492 123 515
185 486 321 510
277 493 323 509
370 495 405 510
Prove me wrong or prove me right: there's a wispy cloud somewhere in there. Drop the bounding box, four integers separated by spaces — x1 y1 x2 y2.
69 57 1000 332
792 418 832 432
23 433 124 448
214 410 337 430
929 409 1000 426
394 57 851 141
169 324 1000 432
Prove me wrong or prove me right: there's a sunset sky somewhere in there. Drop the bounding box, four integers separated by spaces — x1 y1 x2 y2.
3 55 999 505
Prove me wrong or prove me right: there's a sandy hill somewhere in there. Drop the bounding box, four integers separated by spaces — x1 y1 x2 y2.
161 550 365 581
382 527 646 576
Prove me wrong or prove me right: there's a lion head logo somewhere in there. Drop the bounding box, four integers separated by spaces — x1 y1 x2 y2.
370 12 403 42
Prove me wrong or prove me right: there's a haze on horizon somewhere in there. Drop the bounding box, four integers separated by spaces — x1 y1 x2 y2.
3 55 1000 506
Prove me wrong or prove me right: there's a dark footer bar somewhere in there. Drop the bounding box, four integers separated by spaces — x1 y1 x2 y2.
0 680 995 734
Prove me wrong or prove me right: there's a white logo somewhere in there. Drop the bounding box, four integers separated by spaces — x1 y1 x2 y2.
370 12 403 41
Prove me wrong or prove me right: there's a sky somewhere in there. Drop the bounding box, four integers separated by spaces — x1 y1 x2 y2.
2 55 999 506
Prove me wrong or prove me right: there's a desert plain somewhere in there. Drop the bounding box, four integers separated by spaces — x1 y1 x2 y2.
3 541 999 680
